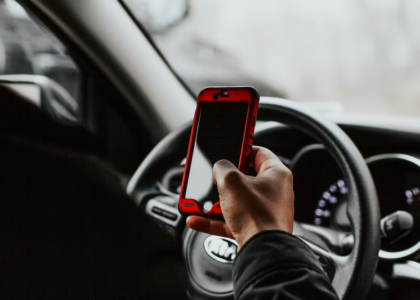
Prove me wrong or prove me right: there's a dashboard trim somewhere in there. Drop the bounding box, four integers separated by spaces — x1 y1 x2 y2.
365 153 420 166
393 260 420 281
365 153 420 260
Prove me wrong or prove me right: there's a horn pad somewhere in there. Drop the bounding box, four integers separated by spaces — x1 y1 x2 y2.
183 228 235 299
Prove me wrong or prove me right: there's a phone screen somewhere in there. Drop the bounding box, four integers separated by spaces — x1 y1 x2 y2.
184 102 249 206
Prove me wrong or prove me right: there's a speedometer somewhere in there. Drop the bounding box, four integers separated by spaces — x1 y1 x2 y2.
313 179 348 229
318 154 420 258
292 144 420 260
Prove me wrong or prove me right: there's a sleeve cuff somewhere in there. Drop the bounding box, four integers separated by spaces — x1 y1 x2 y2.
232 230 327 297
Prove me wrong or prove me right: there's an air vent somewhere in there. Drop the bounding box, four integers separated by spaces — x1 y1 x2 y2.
162 166 184 194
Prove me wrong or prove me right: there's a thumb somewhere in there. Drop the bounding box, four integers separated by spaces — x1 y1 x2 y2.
212 159 244 195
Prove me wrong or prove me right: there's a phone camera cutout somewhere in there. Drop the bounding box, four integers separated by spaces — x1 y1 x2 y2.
213 93 219 100
203 201 213 212
220 90 229 97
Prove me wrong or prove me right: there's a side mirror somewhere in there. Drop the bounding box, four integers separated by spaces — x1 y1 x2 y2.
0 74 79 125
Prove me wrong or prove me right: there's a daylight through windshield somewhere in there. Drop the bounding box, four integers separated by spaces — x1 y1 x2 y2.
124 0 420 116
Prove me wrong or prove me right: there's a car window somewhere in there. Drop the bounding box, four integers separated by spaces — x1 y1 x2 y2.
0 0 81 105
124 0 420 117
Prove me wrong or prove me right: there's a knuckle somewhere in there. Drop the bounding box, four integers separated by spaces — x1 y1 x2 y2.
276 166 293 182
222 170 242 185
284 168 293 179
214 160 244 189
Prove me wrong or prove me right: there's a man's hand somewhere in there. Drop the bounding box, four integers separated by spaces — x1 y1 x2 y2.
186 146 294 249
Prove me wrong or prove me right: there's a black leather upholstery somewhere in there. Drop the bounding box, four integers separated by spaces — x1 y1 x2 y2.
0 85 187 299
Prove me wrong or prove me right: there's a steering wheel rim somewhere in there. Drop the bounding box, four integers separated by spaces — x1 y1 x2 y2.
258 97 380 299
127 97 380 300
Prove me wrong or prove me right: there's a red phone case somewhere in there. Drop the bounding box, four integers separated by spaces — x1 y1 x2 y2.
178 87 259 219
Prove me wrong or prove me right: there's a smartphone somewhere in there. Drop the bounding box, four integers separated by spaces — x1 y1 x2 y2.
178 87 259 219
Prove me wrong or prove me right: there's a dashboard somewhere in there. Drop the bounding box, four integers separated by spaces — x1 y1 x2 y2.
155 116 420 299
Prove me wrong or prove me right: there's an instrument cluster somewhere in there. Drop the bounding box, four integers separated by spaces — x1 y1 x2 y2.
292 146 420 257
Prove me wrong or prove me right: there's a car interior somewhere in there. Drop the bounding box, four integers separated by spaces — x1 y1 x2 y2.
1 1 420 299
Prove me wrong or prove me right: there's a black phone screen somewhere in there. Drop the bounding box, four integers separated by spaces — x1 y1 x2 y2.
184 102 249 206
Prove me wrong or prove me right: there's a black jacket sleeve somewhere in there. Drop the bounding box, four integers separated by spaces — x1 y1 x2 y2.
232 230 339 300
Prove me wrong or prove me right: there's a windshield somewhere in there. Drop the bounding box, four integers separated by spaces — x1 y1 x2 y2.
124 0 420 116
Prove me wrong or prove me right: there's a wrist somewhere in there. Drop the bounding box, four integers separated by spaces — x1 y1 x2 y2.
236 222 293 248
236 224 275 248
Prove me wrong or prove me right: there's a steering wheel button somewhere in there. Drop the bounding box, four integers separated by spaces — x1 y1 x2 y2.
165 225 176 238
161 210 177 221
151 206 162 215
153 220 165 230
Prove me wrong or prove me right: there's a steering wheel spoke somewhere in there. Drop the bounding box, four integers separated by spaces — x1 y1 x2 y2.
293 221 351 281
301 238 349 281
295 222 354 254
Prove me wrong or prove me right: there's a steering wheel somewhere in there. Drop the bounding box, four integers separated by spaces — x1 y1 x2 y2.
126 97 380 300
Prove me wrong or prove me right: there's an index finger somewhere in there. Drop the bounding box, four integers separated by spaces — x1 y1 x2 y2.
249 146 286 175
186 216 234 239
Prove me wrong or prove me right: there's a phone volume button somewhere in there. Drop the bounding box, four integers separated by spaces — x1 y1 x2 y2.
253 116 257 127
248 144 253 150
250 134 254 140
